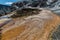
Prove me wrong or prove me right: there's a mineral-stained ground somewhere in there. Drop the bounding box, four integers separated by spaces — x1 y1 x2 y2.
0 9 60 40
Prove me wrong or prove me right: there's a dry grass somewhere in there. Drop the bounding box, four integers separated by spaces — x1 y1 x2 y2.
1 10 60 40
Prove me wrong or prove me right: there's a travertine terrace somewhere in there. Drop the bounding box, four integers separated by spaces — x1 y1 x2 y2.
1 10 60 40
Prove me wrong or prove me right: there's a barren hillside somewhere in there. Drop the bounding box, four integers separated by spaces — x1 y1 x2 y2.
1 10 60 40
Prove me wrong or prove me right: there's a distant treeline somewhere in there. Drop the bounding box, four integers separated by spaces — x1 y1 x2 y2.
0 4 16 16
11 0 58 8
